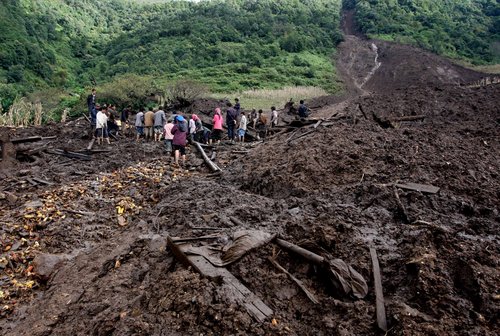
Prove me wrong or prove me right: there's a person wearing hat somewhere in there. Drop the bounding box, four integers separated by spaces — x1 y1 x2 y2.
171 115 188 166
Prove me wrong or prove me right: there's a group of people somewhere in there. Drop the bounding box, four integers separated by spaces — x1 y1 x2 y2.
87 90 310 166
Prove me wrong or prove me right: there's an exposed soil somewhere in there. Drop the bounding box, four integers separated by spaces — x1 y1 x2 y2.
1 15 499 336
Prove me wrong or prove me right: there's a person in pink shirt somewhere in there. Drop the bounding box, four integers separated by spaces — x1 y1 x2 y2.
163 117 175 157
210 107 223 145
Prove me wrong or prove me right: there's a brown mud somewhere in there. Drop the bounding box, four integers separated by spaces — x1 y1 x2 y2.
1 14 499 336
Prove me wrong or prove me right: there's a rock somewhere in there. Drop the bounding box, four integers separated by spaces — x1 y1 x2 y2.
287 207 301 216
5 192 18 204
33 254 69 281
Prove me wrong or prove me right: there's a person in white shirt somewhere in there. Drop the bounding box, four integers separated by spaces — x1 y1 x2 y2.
270 106 279 128
95 108 110 145
188 116 196 144
238 111 247 142
163 118 175 157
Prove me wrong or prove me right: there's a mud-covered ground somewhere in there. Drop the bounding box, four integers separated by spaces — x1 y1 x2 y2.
1 28 499 336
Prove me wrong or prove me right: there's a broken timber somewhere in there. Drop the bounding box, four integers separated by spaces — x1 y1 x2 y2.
268 257 319 304
395 182 440 194
49 149 92 161
370 247 387 332
11 136 57 144
167 237 273 322
195 142 221 172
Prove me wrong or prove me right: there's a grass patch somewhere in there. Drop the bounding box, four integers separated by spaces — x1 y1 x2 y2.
209 86 329 111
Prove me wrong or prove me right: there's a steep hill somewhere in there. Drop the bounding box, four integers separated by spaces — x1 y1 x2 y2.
348 0 500 64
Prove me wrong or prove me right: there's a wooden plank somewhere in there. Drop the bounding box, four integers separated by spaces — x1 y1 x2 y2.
167 238 273 322
11 136 57 144
370 247 387 332
395 182 440 194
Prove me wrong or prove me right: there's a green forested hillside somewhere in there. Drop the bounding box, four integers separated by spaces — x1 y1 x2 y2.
349 0 500 64
0 0 343 112
0 0 499 117
99 0 343 92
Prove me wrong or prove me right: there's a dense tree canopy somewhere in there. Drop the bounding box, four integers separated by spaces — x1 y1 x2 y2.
0 0 498 113
351 0 500 64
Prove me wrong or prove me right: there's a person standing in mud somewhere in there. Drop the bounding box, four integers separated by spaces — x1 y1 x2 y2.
144 107 155 142
120 105 131 135
250 108 258 129
171 115 188 167
135 109 145 142
298 100 310 119
192 114 203 142
87 89 97 138
270 106 279 128
210 107 223 145
234 98 241 115
238 111 247 142
95 107 110 146
163 117 174 157
256 109 268 139
154 106 167 142
226 102 238 142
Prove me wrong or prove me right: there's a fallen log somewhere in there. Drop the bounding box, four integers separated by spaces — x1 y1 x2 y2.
11 136 57 144
49 149 92 161
370 247 387 332
268 256 319 304
195 142 221 172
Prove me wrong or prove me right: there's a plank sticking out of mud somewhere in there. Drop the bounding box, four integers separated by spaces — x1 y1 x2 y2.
167 237 273 323
370 247 387 332
395 182 440 194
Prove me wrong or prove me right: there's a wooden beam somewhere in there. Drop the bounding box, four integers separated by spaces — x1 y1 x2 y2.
395 182 440 194
370 247 387 332
11 136 57 144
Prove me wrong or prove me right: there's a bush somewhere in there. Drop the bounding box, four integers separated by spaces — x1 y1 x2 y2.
164 79 208 109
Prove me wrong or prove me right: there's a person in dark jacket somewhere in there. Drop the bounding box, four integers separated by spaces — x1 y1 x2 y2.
226 102 238 142
87 89 97 138
120 105 131 135
298 100 310 119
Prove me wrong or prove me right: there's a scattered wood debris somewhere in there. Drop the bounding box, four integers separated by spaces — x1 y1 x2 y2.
167 236 273 322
